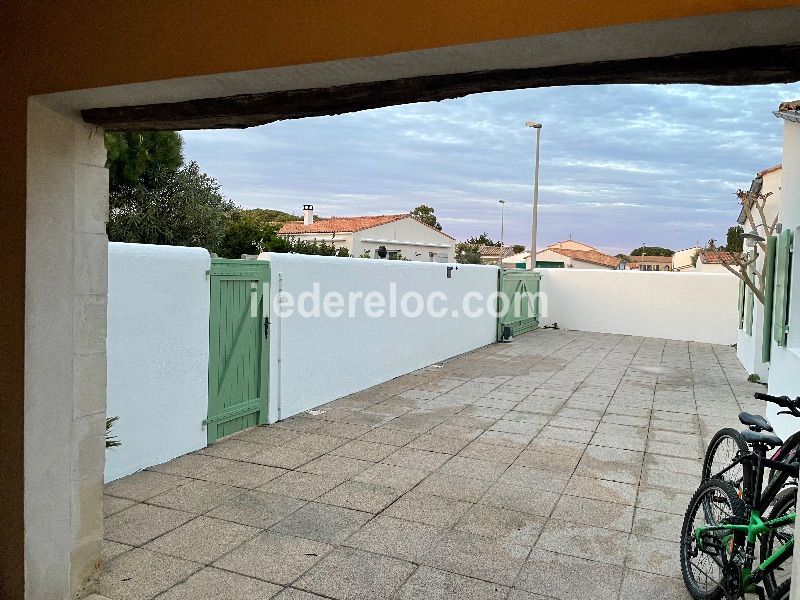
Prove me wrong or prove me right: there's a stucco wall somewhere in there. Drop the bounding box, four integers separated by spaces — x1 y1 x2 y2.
538 269 739 344
105 243 211 482
261 254 497 422
766 121 800 442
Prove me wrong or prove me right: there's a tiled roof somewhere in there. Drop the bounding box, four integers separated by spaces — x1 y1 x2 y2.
479 245 515 257
546 240 598 251
543 247 622 269
699 251 740 265
758 164 782 177
279 214 455 239
778 100 800 112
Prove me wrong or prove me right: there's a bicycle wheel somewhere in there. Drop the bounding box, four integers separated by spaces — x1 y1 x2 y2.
702 428 750 495
760 486 796 597
769 578 791 600
680 479 748 600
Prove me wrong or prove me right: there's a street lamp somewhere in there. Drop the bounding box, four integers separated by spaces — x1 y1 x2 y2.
525 121 542 270
499 200 506 269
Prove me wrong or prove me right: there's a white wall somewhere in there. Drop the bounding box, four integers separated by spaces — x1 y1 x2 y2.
261 254 497 422
766 120 800 442
105 243 210 481
736 169 782 381
538 269 739 344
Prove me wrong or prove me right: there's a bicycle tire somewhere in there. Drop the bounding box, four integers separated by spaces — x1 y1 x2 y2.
760 486 796 597
681 478 748 600
702 428 750 495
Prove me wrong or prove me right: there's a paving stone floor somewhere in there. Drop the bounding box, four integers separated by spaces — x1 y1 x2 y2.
99 328 763 600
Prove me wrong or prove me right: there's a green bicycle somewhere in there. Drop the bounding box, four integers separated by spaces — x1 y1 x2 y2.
680 392 800 600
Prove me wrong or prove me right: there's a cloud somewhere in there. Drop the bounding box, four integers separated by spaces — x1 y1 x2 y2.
182 82 800 250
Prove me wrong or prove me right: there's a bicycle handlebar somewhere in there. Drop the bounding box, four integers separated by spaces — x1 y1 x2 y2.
755 392 800 417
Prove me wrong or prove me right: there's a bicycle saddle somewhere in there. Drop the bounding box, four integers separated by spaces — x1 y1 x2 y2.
741 429 783 447
738 411 773 432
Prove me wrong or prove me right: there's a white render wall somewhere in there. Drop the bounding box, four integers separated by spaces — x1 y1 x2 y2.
538 269 739 344
105 243 211 481
261 253 497 422
766 120 800 443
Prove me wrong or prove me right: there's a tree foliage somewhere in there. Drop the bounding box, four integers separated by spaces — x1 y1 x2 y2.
108 162 236 253
105 131 184 191
455 242 483 264
512 244 526 254
410 205 442 231
724 226 744 253
629 246 674 257
465 233 497 246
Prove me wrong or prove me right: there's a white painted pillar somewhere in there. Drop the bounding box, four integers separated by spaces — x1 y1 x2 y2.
25 99 108 599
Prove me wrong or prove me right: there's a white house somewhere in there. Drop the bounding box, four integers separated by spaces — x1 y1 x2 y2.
672 246 703 271
535 240 624 269
739 102 800 442
278 205 455 261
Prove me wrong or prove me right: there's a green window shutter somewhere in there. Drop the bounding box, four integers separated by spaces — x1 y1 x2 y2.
737 277 745 329
745 254 755 335
773 227 794 347
761 235 777 363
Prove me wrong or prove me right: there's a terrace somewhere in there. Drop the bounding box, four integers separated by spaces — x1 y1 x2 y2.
97 328 760 600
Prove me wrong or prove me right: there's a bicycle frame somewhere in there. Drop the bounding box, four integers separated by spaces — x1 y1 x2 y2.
694 510 795 591
695 441 798 594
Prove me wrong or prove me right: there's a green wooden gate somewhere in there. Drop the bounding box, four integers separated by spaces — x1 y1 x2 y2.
497 269 542 340
206 259 270 443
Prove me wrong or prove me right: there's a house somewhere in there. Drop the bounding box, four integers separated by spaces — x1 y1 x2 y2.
278 205 455 261
536 242 624 269
672 246 703 271
633 255 673 271
478 244 515 265
696 250 740 274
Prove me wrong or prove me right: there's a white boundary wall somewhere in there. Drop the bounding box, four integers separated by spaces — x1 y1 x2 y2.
261 254 498 422
105 243 211 481
538 269 739 345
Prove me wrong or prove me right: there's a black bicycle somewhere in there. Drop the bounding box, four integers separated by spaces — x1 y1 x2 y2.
681 392 800 599
702 393 800 499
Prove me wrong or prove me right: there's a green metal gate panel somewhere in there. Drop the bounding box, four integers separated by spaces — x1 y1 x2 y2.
497 269 542 340
206 259 270 443
745 258 755 336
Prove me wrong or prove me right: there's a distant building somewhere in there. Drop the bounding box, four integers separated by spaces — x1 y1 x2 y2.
634 255 673 271
696 251 740 274
278 205 455 261
672 247 703 271
535 240 624 269
478 245 515 265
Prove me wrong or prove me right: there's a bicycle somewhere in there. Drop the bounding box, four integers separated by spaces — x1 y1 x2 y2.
702 393 800 497
680 392 800 600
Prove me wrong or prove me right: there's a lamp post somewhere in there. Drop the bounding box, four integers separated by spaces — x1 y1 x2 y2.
525 121 542 270
499 200 506 269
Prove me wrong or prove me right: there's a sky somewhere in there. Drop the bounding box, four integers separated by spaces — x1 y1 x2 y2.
182 83 800 256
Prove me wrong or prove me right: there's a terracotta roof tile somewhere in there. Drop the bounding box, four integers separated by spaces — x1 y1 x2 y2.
778 100 800 112
699 251 740 265
758 164 782 177
543 247 622 269
278 214 454 239
478 245 514 257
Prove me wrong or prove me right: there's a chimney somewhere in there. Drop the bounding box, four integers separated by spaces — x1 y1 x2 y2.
303 204 314 225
